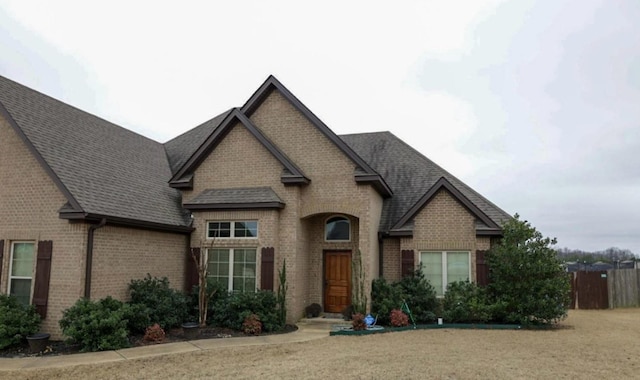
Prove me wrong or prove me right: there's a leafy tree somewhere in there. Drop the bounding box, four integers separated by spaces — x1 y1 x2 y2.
487 214 570 325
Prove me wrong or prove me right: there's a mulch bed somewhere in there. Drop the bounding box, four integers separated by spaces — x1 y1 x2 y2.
0 325 298 359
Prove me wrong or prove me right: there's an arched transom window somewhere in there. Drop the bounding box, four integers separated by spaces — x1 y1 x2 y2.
325 216 350 241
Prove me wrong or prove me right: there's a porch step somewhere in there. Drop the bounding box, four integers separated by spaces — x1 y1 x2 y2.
298 315 351 331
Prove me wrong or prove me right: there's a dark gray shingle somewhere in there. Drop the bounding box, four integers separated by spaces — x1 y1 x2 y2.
340 131 512 232
0 75 190 228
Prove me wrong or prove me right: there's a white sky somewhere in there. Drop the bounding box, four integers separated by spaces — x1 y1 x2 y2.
1 0 638 254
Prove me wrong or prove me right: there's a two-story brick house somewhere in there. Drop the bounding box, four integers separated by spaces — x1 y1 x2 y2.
0 75 511 338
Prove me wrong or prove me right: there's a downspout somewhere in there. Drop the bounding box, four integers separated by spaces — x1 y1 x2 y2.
378 232 384 277
84 218 107 299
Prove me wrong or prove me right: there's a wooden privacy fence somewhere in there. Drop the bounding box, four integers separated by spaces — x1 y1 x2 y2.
607 269 640 308
569 269 640 309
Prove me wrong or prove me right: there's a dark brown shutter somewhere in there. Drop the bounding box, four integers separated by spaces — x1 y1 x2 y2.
401 250 415 278
186 248 200 292
0 240 4 284
476 250 489 287
260 247 275 291
33 240 53 318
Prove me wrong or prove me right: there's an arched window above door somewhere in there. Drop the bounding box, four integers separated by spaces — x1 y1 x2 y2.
325 216 350 241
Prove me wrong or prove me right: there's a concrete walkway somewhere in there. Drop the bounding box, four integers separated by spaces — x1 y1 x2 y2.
0 319 340 371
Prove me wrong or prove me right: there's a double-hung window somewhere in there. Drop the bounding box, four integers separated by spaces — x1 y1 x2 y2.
420 251 470 296
9 242 35 306
207 221 258 239
207 248 257 292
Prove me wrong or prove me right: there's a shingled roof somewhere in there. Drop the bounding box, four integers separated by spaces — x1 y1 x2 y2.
0 75 192 232
340 131 512 233
1 74 509 236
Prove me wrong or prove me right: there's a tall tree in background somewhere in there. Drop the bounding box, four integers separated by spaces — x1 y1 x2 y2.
488 214 570 325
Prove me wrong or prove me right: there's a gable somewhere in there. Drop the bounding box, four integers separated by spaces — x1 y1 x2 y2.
341 132 511 233
169 109 309 189
0 113 69 224
412 188 477 243
0 75 191 232
184 119 292 201
242 76 392 197
391 177 501 236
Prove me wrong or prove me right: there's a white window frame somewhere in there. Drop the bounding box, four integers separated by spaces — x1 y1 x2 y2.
324 215 351 242
206 221 258 239
419 251 471 296
206 247 257 292
8 241 36 305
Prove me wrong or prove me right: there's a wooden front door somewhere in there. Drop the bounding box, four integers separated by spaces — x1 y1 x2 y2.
324 251 351 313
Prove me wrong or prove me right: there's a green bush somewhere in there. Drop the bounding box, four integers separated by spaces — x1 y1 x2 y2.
487 214 571 325
371 269 438 325
0 294 41 349
211 291 283 332
397 269 438 323
59 297 130 352
442 281 493 323
128 275 189 331
371 278 404 325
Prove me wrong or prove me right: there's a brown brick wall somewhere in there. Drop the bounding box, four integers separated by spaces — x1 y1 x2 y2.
184 90 383 320
0 115 87 339
382 238 401 281
400 189 480 282
90 225 188 301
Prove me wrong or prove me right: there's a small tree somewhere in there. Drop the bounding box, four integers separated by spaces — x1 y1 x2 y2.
351 249 367 315
487 214 571 325
276 259 288 327
192 240 218 327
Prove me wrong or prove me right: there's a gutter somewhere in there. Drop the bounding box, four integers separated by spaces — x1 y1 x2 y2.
84 218 107 299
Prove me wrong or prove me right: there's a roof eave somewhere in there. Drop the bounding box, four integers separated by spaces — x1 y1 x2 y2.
59 212 194 234
354 173 393 198
183 202 285 211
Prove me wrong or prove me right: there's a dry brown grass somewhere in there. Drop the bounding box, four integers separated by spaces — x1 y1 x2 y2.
4 309 640 379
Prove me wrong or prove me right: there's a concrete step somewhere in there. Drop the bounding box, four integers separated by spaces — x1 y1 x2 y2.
298 316 352 331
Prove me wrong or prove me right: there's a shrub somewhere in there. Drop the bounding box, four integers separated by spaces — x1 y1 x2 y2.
305 303 322 318
0 295 41 349
442 281 493 323
143 323 165 343
487 214 571 325
211 291 283 332
128 275 189 331
397 269 438 324
371 278 404 325
242 313 262 335
372 270 438 325
390 309 409 327
59 297 130 352
352 313 367 331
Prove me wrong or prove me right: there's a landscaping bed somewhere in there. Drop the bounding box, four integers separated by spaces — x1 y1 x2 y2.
329 323 522 336
0 324 297 359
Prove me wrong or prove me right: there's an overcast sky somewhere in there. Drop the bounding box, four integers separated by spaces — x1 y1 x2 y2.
1 1 638 254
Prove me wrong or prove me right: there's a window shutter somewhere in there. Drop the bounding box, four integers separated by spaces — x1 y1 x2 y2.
401 250 415 278
260 247 275 291
0 240 4 284
33 240 53 319
187 248 200 292
476 250 489 287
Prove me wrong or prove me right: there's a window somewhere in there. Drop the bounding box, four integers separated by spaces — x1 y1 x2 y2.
9 242 35 306
325 216 350 241
207 221 258 239
420 251 470 296
207 248 256 292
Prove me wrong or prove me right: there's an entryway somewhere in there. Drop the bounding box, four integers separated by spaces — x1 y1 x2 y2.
324 251 351 313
